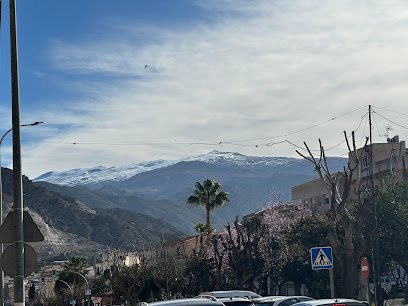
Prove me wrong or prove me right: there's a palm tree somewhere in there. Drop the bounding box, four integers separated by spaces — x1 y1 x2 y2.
186 179 229 227
63 255 88 275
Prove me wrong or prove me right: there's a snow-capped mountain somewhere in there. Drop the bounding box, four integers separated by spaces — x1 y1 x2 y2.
34 151 348 234
34 151 307 186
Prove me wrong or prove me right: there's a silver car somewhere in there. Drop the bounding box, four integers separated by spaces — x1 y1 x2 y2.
139 297 225 305
199 290 261 299
291 298 367 306
252 296 314 306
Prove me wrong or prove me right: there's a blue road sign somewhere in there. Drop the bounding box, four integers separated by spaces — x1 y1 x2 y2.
310 246 333 270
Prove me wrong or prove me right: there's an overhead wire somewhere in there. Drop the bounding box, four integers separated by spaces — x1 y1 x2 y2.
372 106 408 117
18 106 369 152
223 105 368 143
373 111 408 130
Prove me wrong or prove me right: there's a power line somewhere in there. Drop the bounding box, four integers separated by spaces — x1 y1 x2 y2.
224 105 368 143
373 111 408 130
3 105 372 152
373 106 408 117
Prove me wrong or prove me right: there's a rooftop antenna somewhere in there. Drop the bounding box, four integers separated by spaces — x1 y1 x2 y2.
382 126 393 138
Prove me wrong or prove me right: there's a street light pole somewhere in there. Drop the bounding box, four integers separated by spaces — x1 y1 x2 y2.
0 121 42 306
67 270 90 306
58 279 73 303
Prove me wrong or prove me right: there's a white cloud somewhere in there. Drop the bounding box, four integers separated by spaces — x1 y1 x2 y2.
19 0 408 179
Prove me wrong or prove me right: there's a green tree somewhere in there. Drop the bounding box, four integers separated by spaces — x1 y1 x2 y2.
29 284 36 303
63 255 88 276
366 182 408 301
194 222 213 236
186 179 229 226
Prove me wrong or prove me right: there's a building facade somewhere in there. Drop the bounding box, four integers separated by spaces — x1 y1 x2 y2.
292 136 408 213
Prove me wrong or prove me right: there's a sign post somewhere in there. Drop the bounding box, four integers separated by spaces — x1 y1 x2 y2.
361 257 370 304
311 246 335 298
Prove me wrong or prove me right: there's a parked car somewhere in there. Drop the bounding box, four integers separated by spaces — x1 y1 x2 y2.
252 296 314 306
138 297 225 305
217 296 255 306
199 290 261 299
291 298 366 306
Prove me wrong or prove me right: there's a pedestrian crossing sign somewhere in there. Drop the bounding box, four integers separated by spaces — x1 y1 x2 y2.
310 246 333 270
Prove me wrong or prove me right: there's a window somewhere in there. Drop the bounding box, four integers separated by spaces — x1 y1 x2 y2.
362 156 370 171
325 194 330 205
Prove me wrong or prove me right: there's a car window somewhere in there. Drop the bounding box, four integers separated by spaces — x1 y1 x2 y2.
297 298 314 302
277 298 298 306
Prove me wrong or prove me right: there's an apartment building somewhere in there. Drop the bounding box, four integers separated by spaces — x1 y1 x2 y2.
292 135 408 213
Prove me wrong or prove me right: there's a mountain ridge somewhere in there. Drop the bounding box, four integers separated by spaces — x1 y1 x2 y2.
34 152 348 235
34 151 325 187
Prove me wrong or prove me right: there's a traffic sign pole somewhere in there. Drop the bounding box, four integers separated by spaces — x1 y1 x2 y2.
329 268 335 298
361 257 371 304
311 247 335 298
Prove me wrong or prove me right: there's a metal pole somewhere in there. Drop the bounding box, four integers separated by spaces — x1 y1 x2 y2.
0 0 4 303
369 105 381 306
58 279 73 302
68 271 90 306
329 268 335 298
0 123 41 306
0 128 12 306
9 0 25 304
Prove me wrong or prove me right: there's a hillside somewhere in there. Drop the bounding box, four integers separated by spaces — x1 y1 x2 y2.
1 168 185 259
35 152 348 234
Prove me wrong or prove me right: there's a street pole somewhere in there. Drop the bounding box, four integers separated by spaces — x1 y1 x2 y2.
0 122 42 306
9 0 25 304
68 271 90 306
58 279 73 302
329 269 335 298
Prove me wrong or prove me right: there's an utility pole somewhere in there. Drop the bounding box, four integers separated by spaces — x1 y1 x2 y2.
9 0 25 304
369 105 381 306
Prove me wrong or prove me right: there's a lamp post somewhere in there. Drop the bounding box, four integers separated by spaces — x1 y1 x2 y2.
0 121 43 306
67 270 90 306
57 279 73 303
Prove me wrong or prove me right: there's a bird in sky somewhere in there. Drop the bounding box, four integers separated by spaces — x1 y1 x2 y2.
144 65 149 69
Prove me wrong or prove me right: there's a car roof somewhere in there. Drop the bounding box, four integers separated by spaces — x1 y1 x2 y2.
253 296 313 303
147 297 225 305
252 296 293 302
292 298 365 306
218 297 252 301
199 290 261 298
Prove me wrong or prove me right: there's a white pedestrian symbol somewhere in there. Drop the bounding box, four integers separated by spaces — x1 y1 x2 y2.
313 249 331 266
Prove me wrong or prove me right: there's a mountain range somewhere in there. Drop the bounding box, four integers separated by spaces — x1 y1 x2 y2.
34 151 347 235
0 168 184 263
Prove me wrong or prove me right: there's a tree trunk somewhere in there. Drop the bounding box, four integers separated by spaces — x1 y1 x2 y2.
206 204 210 225
294 282 302 295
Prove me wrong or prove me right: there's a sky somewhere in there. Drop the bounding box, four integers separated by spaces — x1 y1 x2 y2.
1 0 408 180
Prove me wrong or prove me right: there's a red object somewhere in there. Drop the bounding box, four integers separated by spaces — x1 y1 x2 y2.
361 257 370 279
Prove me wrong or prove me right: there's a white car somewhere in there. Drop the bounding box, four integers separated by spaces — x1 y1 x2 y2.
217 296 255 306
252 296 314 306
291 298 367 306
138 297 225 305
199 290 261 300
